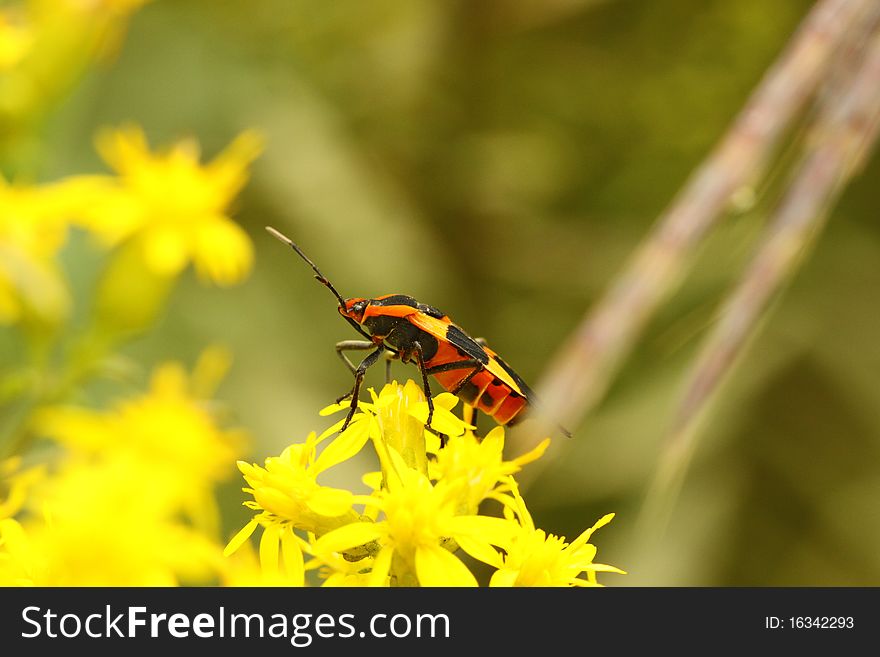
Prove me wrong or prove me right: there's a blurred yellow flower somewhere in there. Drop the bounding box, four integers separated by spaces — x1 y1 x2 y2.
0 11 32 70
0 457 221 585
0 176 71 325
70 125 262 285
37 347 244 528
0 349 245 585
220 536 306 587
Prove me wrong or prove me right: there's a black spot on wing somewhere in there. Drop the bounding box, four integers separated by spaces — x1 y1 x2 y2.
492 353 536 401
445 324 490 364
372 294 418 308
417 303 446 319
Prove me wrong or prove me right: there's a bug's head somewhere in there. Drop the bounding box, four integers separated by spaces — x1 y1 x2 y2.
339 298 369 324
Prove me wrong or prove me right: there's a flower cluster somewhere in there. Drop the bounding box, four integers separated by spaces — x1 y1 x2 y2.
226 380 624 587
0 87 262 583
0 350 243 585
0 124 261 332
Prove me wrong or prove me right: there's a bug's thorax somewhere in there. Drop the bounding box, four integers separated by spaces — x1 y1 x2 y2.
339 296 414 348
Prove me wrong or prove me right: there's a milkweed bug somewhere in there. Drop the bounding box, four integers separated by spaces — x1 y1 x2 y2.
267 226 570 440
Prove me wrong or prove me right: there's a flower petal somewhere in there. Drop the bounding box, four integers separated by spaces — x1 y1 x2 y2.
313 420 371 474
445 515 518 549
223 518 259 557
567 512 615 551
512 437 551 468
193 218 253 285
280 527 306 585
368 546 393 587
408 402 471 436
489 568 521 587
415 544 477 587
305 486 353 517
259 524 281 577
315 521 383 554
454 535 503 570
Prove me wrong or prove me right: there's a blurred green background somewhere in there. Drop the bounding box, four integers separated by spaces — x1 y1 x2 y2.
23 0 880 585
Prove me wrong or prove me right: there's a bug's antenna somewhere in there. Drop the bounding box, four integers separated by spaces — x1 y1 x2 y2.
266 226 348 308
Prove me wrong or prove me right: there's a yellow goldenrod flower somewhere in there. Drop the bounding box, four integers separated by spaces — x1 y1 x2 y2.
431 424 549 514
315 447 517 587
224 428 370 577
310 548 383 587
221 535 307 587
229 379 623 587
489 480 625 587
0 176 71 325
36 349 243 530
69 125 262 285
0 457 221 586
2 351 244 586
320 380 471 476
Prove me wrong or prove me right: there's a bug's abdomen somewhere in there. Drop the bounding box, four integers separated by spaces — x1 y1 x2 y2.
428 342 528 426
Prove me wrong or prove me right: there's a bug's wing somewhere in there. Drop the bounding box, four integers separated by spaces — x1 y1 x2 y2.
408 312 534 400
480 344 537 401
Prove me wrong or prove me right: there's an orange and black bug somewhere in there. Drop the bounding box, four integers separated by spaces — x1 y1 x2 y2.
267 226 569 440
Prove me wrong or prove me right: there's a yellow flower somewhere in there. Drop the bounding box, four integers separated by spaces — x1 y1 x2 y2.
224 426 372 578
221 538 307 587
315 448 517 587
0 176 71 325
320 380 471 476
0 457 221 586
2 350 244 586
310 548 382 587
489 480 625 587
0 10 33 70
69 125 262 285
36 348 243 528
230 379 624 587
431 424 549 514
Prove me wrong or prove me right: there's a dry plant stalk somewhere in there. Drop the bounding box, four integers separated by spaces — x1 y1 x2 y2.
644 21 880 530
511 0 877 473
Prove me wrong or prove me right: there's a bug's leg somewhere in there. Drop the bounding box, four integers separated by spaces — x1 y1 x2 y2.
335 340 376 377
412 342 450 447
450 366 483 437
474 337 488 347
423 360 484 446
411 341 435 425
340 347 385 431
384 350 395 384
424 359 482 376
449 365 482 395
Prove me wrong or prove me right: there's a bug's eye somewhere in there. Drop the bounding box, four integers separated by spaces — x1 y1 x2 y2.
344 299 368 321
